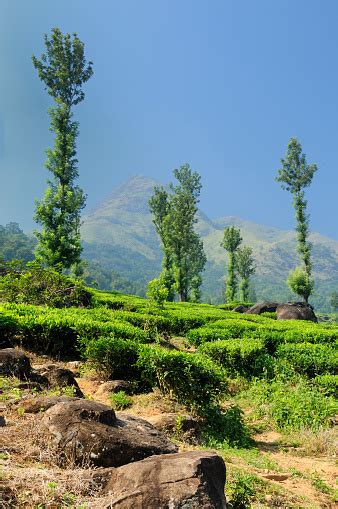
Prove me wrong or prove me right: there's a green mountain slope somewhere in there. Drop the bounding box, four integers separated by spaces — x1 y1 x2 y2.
81 176 338 310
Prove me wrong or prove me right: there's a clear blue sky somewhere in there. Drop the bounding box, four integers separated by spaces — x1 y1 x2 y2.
0 0 337 239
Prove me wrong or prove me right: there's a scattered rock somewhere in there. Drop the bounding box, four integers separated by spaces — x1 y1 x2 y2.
33 365 84 397
233 305 249 313
20 395 80 413
246 302 279 315
146 413 199 440
263 473 290 482
42 399 178 467
0 348 31 379
95 380 131 400
276 302 317 322
100 451 227 508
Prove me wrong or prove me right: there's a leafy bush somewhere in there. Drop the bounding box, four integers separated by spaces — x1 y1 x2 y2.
146 277 168 309
246 377 337 431
0 303 149 355
0 260 92 307
199 339 273 377
137 347 227 412
287 266 314 303
276 343 337 377
313 374 338 397
201 404 252 448
109 390 132 410
84 336 146 385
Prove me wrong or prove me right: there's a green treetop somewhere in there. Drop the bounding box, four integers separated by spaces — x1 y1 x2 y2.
221 226 242 302
276 138 317 303
32 28 93 270
237 246 256 302
149 164 206 302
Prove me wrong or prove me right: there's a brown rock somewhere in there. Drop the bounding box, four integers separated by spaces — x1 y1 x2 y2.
276 302 317 322
233 305 248 313
146 413 199 434
33 365 84 397
21 395 80 413
95 381 131 400
100 451 227 508
42 400 177 467
0 348 31 379
246 302 279 315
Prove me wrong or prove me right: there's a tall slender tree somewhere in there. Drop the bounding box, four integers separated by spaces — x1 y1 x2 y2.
32 28 93 270
237 246 256 302
149 186 175 300
149 164 206 302
221 226 242 302
276 138 317 302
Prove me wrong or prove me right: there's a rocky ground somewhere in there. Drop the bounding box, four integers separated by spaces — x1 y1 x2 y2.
0 348 337 508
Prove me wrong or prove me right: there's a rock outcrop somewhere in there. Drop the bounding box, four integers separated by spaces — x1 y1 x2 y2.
34 364 84 397
0 348 31 379
276 302 317 322
99 451 227 508
42 399 178 467
246 302 279 315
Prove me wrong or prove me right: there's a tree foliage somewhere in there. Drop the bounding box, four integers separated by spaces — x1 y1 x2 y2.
0 223 35 263
287 266 314 303
237 246 256 301
276 138 317 302
149 164 206 302
32 28 93 270
221 226 242 302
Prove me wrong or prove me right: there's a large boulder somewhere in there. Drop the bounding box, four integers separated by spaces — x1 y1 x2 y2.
276 302 317 322
42 399 177 467
0 348 31 379
246 302 279 315
33 364 84 397
20 395 80 413
99 451 227 509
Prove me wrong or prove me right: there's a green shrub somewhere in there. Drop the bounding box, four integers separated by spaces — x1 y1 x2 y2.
276 343 337 377
137 347 227 412
228 472 258 508
201 404 252 448
199 339 272 377
109 390 132 410
146 277 168 310
313 374 338 397
84 336 146 384
0 260 92 307
246 378 337 432
0 313 18 347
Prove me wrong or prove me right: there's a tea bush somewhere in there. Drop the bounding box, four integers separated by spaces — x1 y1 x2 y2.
276 343 338 377
0 261 92 307
137 347 228 411
199 339 273 377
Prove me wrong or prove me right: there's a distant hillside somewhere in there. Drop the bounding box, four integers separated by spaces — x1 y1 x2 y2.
81 176 338 311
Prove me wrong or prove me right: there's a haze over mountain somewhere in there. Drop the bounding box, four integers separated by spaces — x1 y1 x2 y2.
81 176 338 310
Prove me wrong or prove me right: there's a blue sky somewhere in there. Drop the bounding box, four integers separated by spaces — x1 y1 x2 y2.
0 0 337 239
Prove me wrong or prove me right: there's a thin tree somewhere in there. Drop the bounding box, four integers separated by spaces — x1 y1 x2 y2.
276 138 317 303
32 28 93 270
149 186 175 300
221 226 242 302
237 246 256 302
149 164 206 302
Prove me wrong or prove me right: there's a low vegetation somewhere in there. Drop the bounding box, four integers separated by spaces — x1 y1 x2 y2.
1 265 337 506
